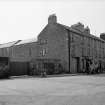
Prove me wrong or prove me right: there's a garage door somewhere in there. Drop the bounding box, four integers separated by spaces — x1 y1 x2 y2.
10 62 29 76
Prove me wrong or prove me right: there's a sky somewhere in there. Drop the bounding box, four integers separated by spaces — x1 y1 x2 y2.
0 0 105 43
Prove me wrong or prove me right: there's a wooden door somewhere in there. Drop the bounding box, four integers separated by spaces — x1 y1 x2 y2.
10 62 29 76
72 58 77 73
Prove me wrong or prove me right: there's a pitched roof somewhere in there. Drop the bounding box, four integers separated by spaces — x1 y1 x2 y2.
15 38 37 45
57 23 105 42
0 40 21 48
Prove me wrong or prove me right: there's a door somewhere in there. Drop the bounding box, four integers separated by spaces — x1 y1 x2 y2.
10 62 29 76
72 57 79 73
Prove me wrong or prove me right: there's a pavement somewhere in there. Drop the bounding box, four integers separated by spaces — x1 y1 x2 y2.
0 74 105 105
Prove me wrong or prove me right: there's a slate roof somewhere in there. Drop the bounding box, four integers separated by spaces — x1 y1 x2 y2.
57 23 105 43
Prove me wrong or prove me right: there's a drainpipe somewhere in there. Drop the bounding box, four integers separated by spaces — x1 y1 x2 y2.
67 29 71 73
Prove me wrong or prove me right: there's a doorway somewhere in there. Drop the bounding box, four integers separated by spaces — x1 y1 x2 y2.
72 57 80 73
43 62 55 74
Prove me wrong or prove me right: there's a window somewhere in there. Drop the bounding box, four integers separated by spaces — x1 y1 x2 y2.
38 39 47 45
40 48 48 56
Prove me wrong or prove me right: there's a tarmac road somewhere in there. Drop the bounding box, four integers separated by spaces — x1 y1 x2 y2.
0 74 105 105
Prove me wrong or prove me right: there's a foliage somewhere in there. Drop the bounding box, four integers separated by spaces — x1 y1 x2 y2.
0 64 10 79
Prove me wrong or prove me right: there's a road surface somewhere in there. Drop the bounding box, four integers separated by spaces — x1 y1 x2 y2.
0 74 105 105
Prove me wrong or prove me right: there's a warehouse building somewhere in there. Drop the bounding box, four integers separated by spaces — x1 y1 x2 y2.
0 14 105 76
36 14 105 74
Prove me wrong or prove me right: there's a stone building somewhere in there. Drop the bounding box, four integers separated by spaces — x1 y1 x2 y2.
0 14 105 76
36 14 105 74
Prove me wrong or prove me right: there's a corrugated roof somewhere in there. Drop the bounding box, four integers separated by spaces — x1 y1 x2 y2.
15 38 37 45
0 40 20 48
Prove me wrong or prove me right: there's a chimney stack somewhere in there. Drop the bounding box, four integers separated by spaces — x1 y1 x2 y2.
48 14 57 24
100 33 105 40
84 26 90 34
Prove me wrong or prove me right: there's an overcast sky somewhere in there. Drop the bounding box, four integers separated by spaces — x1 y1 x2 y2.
0 0 105 43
